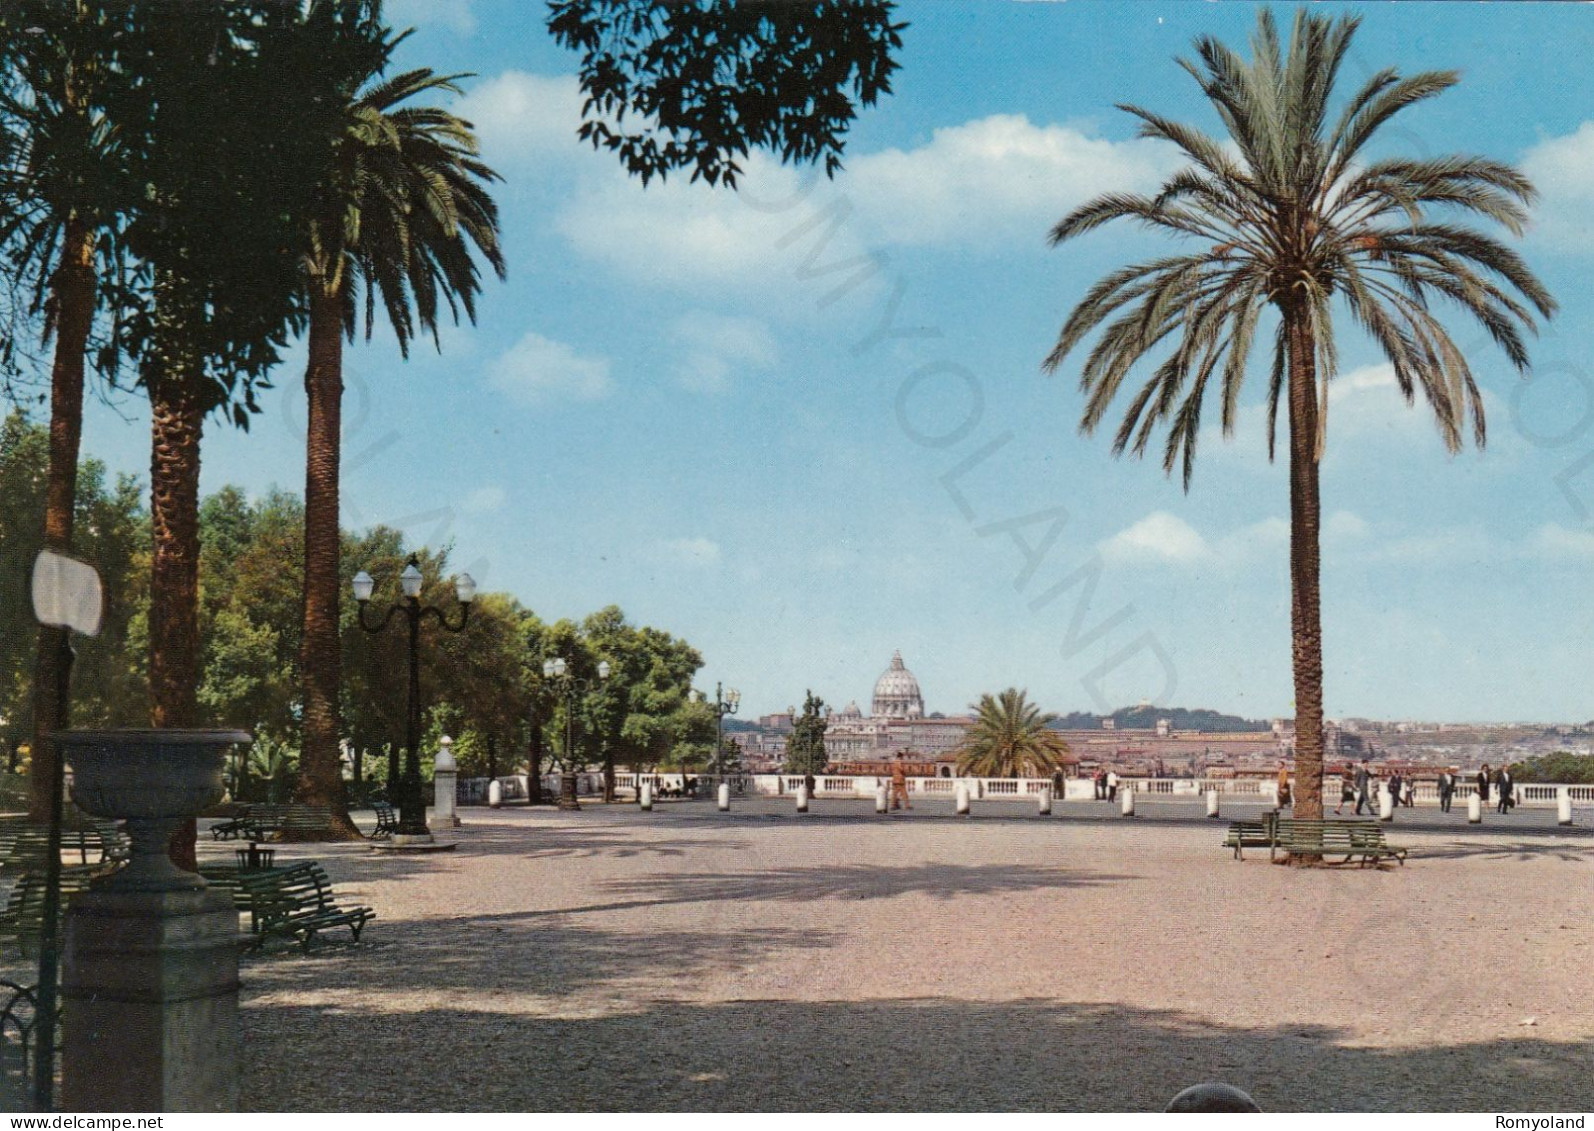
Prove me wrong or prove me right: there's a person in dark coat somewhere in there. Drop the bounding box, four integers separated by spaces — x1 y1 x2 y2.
1438 769 1455 813
1496 765 1514 814
1386 770 1403 815
1477 764 1491 806
1354 761 1373 815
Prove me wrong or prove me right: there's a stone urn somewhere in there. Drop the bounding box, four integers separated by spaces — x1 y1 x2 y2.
55 729 251 892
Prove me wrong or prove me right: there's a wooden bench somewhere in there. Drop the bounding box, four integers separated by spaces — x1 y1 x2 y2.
369 800 399 839
0 868 101 957
200 860 320 936
237 862 375 953
1271 819 1407 867
1221 812 1280 860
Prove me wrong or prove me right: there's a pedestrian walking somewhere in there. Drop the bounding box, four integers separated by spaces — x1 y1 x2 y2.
1106 770 1119 802
1438 769 1455 813
1496 765 1514 814
889 754 911 811
1094 768 1106 800
1477 763 1491 806
1354 760 1373 815
1387 770 1403 815
1276 760 1292 810
1335 766 1355 815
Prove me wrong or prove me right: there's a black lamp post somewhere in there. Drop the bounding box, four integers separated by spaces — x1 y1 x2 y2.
352 554 475 839
696 682 741 779
542 656 609 810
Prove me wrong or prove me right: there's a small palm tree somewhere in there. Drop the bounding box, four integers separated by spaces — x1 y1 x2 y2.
295 41 504 836
954 689 1071 778
1043 8 1554 824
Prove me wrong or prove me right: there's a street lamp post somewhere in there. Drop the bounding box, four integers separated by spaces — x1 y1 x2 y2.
542 657 610 810
699 683 741 779
352 554 475 840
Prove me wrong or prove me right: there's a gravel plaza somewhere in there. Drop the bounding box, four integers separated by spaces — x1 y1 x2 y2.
224 800 1594 1112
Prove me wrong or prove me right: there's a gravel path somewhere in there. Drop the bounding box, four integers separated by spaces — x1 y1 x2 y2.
227 803 1593 1112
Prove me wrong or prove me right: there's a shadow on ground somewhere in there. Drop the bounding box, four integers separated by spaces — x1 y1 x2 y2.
239 995 1591 1112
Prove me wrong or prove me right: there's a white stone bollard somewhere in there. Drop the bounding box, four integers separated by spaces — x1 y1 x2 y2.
1379 787 1394 822
487 779 502 809
1558 787 1573 826
1037 787 1052 816
433 735 460 826
1121 788 1136 817
796 785 809 813
1467 793 1482 823
875 784 889 813
954 782 970 816
640 782 653 811
717 782 730 812
1206 789 1220 819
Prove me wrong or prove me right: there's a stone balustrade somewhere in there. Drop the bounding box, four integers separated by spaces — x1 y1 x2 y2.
448 772 1593 811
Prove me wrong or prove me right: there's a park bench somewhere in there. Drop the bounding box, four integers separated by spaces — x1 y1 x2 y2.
0 868 101 957
200 860 320 936
1221 812 1280 860
1269 819 1407 867
237 862 375 953
369 800 399 839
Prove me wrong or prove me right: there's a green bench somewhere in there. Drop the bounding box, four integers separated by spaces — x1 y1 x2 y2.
200 860 321 936
1221 812 1280 860
211 803 333 842
237 862 375 953
1270 819 1407 867
369 800 399 839
0 868 101 957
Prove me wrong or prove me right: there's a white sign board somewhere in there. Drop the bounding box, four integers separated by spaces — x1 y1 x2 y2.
31 549 103 637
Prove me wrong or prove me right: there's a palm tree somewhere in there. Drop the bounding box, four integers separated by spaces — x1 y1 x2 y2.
954 689 1071 779
294 43 504 837
0 2 128 820
1043 8 1553 828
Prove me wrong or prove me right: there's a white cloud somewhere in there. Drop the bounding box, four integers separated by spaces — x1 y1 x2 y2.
650 537 722 568
489 331 612 405
843 114 1178 246
386 0 476 36
1522 122 1594 252
462 486 506 514
1325 510 1369 540
671 312 778 393
1100 511 1210 564
1531 522 1594 558
456 71 588 167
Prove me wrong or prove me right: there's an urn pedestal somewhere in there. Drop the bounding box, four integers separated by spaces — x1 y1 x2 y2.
53 729 249 1113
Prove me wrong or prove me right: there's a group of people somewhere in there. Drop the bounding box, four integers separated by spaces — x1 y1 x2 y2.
1092 768 1120 801
1327 761 1517 815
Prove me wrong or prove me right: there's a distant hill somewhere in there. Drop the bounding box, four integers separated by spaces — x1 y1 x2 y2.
1052 705 1270 733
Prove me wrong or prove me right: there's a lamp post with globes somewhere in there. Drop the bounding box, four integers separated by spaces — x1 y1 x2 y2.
542 656 610 810
352 554 475 840
690 683 741 780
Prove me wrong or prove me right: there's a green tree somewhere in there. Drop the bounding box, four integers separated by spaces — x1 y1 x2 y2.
783 690 829 774
548 0 905 187
1043 8 1554 826
295 25 504 837
0 1 134 817
1511 752 1594 785
953 689 1070 779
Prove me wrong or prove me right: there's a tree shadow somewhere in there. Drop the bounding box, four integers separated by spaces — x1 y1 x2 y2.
240 916 841 998
237 995 1594 1111
1404 840 1592 864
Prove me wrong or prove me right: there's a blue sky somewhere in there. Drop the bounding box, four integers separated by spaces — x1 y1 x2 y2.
73 1 1594 723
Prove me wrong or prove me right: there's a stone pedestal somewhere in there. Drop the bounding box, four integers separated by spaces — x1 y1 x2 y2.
433 737 460 827
61 888 239 1112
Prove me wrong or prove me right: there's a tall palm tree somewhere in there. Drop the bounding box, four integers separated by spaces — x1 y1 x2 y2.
294 47 503 837
0 2 128 820
1043 8 1553 828
954 689 1071 779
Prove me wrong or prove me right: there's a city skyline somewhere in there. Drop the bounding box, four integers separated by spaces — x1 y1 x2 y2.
51 2 1594 722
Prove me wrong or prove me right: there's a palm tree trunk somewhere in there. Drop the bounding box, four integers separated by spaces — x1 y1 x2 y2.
296 288 360 838
149 354 205 872
28 217 95 822
1286 303 1326 828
